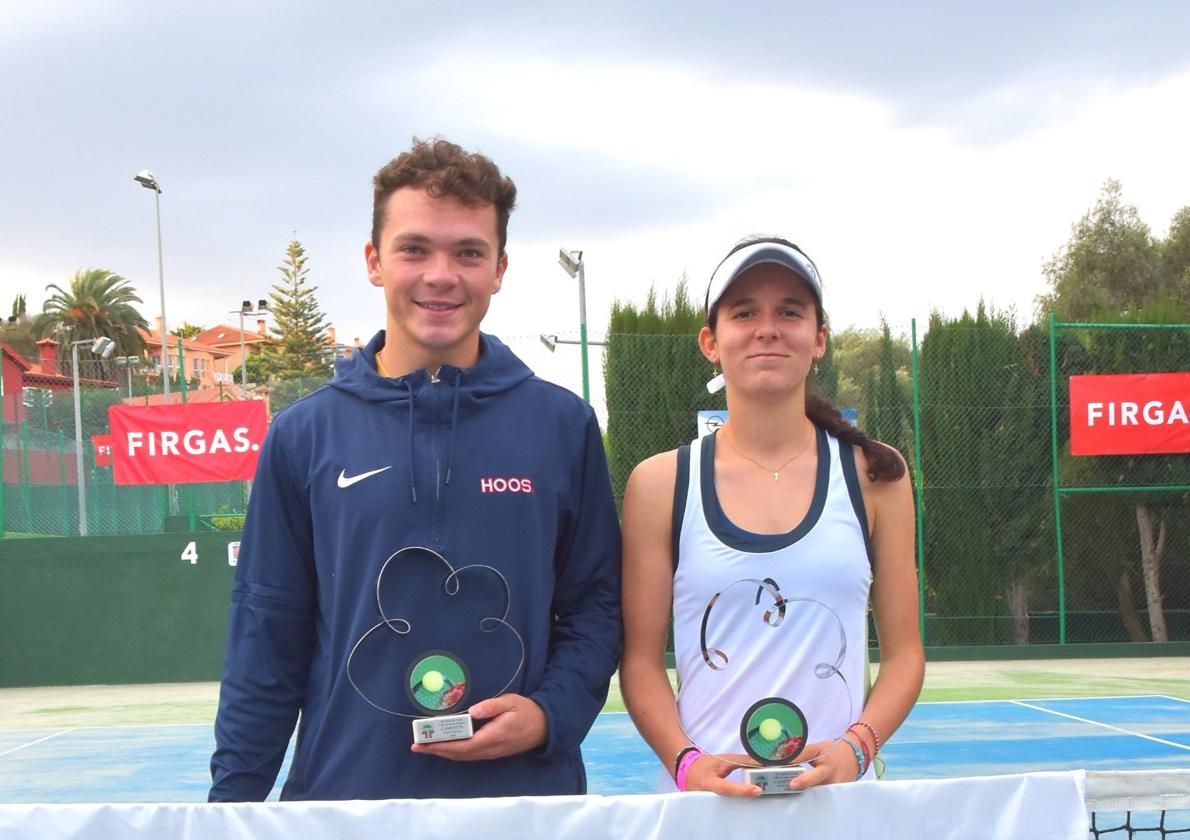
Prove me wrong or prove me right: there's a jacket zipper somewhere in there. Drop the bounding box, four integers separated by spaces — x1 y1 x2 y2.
430 368 442 501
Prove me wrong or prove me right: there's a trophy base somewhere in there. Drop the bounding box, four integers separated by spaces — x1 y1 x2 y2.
411 713 473 744
744 766 805 795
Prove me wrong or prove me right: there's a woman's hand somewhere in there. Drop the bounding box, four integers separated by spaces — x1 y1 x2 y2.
788 738 863 790
681 752 762 798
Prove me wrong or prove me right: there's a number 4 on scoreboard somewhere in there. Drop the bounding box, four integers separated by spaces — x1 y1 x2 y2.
182 541 198 564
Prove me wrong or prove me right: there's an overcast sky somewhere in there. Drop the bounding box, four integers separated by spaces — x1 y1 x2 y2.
3 1 1190 404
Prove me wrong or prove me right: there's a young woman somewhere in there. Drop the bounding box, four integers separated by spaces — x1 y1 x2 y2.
620 237 923 796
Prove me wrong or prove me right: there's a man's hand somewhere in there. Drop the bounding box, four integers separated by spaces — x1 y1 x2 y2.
410 694 547 761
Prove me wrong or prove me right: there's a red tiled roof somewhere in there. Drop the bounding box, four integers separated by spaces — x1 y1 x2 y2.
2 341 114 387
1 341 31 371
138 328 234 357
195 323 274 349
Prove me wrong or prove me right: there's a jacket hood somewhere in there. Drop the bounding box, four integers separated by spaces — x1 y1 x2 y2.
328 331 535 503
330 331 534 404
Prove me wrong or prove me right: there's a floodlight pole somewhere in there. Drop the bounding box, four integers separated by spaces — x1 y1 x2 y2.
114 356 140 399
231 300 268 393
70 337 114 536
240 315 248 389
135 170 170 401
557 249 590 402
71 341 87 536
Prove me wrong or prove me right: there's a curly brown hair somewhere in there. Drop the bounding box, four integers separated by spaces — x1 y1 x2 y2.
371 137 518 255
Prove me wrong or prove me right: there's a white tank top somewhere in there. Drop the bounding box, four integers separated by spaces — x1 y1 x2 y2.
664 428 873 788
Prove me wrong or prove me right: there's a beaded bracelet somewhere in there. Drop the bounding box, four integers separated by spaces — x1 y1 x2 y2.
675 748 704 791
849 720 882 753
838 735 866 780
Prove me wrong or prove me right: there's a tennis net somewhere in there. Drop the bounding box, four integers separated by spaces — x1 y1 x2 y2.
1087 770 1190 838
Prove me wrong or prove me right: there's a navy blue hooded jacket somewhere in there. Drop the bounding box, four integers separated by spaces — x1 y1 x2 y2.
209 332 622 801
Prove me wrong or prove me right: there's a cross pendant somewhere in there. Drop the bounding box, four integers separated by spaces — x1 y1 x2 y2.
772 472 780 481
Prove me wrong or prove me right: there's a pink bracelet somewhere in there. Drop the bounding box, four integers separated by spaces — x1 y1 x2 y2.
675 748 704 791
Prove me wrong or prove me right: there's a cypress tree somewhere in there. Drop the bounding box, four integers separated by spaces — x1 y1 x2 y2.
604 277 719 505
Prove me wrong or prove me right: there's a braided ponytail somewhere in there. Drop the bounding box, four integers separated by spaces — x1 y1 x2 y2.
805 390 905 482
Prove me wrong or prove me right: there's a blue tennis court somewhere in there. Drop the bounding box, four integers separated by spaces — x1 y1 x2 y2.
1 695 1187 803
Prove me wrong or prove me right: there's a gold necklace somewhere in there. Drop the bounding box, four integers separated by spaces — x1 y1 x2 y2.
720 427 815 481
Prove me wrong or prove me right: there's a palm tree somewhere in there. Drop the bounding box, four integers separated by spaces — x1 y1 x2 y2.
32 269 149 380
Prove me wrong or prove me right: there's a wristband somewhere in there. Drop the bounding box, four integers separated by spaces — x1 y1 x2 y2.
839 736 865 780
675 748 704 791
673 745 699 777
853 731 871 774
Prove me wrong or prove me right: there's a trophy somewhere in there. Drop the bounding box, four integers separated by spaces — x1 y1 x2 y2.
346 546 525 744
676 577 853 795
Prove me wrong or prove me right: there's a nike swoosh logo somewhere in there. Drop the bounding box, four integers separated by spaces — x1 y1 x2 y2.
337 466 393 488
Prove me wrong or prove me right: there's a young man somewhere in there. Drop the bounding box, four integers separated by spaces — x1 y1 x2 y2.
209 138 622 801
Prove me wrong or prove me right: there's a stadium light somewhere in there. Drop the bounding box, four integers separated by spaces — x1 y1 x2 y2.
539 333 606 354
71 336 116 536
134 169 170 402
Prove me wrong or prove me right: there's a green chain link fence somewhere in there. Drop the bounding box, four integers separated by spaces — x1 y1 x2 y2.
1045 318 1190 646
0 359 305 538
3 325 1186 647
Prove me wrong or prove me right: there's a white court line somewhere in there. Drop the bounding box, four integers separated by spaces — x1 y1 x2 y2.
0 722 208 734
0 728 76 758
1010 699 1190 752
1159 694 1190 705
917 694 1173 706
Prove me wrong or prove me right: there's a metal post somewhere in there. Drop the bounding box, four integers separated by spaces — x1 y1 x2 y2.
577 260 590 403
153 188 170 402
20 420 31 528
1047 313 1067 644
0 373 6 536
71 342 87 536
239 310 248 391
910 318 926 643
177 338 188 402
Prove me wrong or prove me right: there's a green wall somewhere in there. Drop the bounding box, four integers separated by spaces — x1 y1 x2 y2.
0 532 240 687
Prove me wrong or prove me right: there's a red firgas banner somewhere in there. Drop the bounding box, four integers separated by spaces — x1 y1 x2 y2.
108 401 268 485
1069 372 1190 456
92 434 113 468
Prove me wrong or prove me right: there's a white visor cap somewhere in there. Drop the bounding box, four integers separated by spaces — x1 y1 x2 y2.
705 241 822 317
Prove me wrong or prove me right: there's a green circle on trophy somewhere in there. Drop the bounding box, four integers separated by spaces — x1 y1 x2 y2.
406 651 469 714
740 697 808 765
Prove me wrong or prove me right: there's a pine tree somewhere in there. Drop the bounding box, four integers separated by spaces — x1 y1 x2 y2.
264 239 330 379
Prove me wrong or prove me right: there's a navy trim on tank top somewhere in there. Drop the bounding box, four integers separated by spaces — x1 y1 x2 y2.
838 441 875 569
672 443 691 571
699 427 830 552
